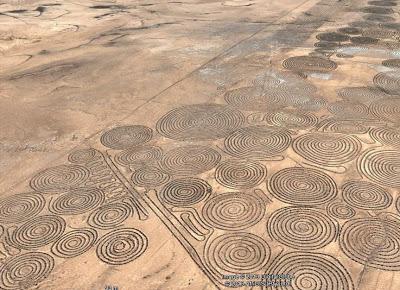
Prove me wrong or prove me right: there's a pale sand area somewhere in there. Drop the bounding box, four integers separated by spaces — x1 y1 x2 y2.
1 0 400 289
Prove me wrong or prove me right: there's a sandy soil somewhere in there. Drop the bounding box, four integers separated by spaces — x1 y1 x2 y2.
1 0 400 289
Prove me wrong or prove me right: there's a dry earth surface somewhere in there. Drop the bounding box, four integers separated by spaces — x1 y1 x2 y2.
1 0 400 289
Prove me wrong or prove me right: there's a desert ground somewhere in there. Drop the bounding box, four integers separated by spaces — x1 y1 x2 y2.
0 0 400 289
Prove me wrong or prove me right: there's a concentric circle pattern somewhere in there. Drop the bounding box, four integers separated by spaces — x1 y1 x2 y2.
0 192 45 224
337 86 386 104
326 201 356 219
373 71 400 95
159 145 221 176
158 177 211 207
252 69 318 94
96 228 148 265
131 166 170 188
100 125 153 150
338 27 362 35
8 215 66 249
368 1 397 6
314 41 339 49
267 206 337 250
382 59 400 68
268 167 337 205
30 165 90 193
264 251 354 290
316 32 350 42
68 148 100 164
215 159 267 189
202 191 266 230
49 188 105 215
297 97 326 112
293 132 362 166
339 217 400 270
369 98 400 123
358 148 400 188
350 36 378 44
205 232 270 276
0 252 55 290
224 126 292 160
115 146 163 167
156 104 245 141
51 228 97 258
282 56 338 72
328 101 369 118
369 127 400 148
364 14 395 22
256 88 325 111
362 6 394 14
318 118 370 134
87 202 133 229
341 180 392 210
362 28 399 39
224 86 284 111
264 110 318 130
396 196 400 214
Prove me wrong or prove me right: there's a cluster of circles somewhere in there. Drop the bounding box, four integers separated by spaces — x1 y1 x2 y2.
159 145 221 176
373 71 400 95
215 159 267 189
224 86 284 112
225 85 325 112
0 252 55 290
267 206 337 250
205 233 270 277
369 98 400 123
282 56 338 72
326 201 356 220
7 215 66 250
87 202 133 229
362 27 397 38
293 132 362 166
131 166 170 188
268 167 337 205
49 187 105 215
68 148 100 164
362 6 394 14
263 252 354 290
0 192 45 224
341 180 392 210
368 1 397 7
251 69 317 94
156 103 245 141
96 228 148 265
51 228 98 258
100 125 153 150
397 196 400 214
382 59 400 69
158 177 212 207
339 218 400 270
30 165 90 193
327 101 369 118
369 127 400 148
115 146 163 167
316 32 350 42
358 148 400 188
337 86 386 104
317 118 370 134
224 126 292 160
202 192 266 231
263 110 319 130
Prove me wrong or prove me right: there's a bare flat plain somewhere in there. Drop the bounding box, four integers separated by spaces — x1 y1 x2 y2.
1 0 400 289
